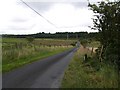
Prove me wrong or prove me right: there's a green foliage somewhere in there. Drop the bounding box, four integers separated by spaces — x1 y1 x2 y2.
88 1 120 66
87 40 100 47
70 41 77 46
61 48 118 88
80 39 88 48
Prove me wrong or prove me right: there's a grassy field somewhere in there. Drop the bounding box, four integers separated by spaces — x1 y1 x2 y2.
61 43 118 88
2 38 76 73
2 38 76 45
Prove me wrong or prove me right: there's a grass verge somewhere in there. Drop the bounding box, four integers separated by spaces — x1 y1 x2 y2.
61 46 118 88
3 46 73 73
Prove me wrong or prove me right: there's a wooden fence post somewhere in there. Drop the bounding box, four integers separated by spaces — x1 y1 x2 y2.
84 54 88 62
99 45 103 62
91 47 93 56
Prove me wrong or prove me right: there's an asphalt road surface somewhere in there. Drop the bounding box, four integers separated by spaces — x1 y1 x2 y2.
2 47 78 88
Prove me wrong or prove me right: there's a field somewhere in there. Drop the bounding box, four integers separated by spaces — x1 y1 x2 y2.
61 41 118 88
2 38 76 73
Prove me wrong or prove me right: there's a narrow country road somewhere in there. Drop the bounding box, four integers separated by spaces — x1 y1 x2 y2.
2 47 78 88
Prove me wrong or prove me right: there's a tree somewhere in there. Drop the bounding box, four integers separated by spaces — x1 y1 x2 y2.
88 1 120 65
80 39 88 48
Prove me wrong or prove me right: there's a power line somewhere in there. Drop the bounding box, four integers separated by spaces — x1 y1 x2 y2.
20 0 82 29
20 0 58 28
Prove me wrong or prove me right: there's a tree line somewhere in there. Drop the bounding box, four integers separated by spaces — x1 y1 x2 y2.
2 32 98 40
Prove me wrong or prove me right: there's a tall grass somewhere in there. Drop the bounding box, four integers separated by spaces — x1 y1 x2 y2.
61 46 118 88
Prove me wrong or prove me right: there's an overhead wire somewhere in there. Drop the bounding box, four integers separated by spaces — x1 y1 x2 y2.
20 0 58 28
20 0 81 29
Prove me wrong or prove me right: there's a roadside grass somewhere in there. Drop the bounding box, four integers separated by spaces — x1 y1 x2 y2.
3 46 73 73
2 38 76 73
61 46 118 88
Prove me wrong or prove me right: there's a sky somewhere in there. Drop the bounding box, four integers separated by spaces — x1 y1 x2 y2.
0 0 111 34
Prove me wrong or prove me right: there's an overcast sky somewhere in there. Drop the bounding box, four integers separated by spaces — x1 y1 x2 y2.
0 0 111 34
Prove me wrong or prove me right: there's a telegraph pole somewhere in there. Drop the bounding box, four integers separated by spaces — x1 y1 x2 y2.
67 33 69 40
76 33 78 40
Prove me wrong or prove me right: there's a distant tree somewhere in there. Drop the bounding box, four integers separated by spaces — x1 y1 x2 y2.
80 39 88 48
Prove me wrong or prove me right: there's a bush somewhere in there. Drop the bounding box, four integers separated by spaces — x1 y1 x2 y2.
80 39 88 48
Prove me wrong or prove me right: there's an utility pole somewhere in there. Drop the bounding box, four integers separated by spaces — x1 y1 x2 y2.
67 33 69 40
76 33 78 40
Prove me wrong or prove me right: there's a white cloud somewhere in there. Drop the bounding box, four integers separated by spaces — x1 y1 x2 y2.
0 0 99 34
44 3 94 27
0 0 37 34
23 0 105 2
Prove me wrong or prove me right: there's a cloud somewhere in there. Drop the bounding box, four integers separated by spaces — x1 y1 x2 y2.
0 0 99 34
0 0 38 34
26 2 88 13
23 0 102 2
43 4 94 27
71 2 88 8
11 18 28 23
26 2 54 13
